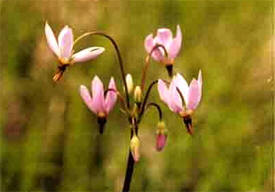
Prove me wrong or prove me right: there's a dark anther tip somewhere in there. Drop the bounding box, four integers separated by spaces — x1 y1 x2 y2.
165 64 173 77
183 115 193 135
97 116 107 134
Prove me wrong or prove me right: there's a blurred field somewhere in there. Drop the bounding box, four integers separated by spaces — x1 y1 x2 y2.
0 0 273 192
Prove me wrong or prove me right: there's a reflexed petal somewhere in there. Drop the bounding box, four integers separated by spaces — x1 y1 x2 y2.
157 79 169 105
151 48 164 61
187 79 201 110
79 85 96 113
58 26 73 59
168 79 183 113
45 22 60 57
174 73 189 105
155 28 173 48
72 47 105 63
145 34 163 61
91 76 105 113
144 34 154 53
168 25 182 59
105 77 117 114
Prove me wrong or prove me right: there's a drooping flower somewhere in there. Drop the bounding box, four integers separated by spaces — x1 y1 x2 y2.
45 22 105 81
144 25 182 76
157 70 202 134
155 121 168 151
79 76 117 134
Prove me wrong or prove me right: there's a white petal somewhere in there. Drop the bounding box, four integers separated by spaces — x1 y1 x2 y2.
72 47 105 63
58 26 73 59
45 22 60 57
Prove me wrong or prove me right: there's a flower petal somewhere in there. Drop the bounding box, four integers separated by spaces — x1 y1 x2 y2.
157 79 170 105
168 25 182 59
155 28 173 48
168 78 183 113
187 79 201 110
91 76 105 113
198 69 202 89
144 33 154 53
58 26 73 59
105 77 117 114
145 33 163 61
45 22 60 57
72 47 105 63
174 73 189 105
79 85 96 113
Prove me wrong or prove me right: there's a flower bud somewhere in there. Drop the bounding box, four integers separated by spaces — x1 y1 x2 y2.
156 121 168 151
134 86 142 103
125 74 134 94
130 135 140 162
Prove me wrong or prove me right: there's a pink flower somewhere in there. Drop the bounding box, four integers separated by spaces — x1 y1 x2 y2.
45 22 105 65
144 25 182 63
79 76 117 134
157 70 202 134
156 133 167 151
155 121 168 151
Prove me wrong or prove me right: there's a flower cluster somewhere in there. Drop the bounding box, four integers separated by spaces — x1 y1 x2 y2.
45 22 202 192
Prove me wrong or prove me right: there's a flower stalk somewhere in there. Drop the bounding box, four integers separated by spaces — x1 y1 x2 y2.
45 23 202 192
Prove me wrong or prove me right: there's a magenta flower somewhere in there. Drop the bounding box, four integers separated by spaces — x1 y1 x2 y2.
158 70 202 134
45 22 105 65
155 121 168 151
144 25 182 64
79 76 117 134
156 133 167 151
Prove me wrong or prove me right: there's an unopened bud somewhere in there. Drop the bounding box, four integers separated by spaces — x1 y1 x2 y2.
130 135 140 162
156 121 168 151
134 86 142 103
125 74 134 94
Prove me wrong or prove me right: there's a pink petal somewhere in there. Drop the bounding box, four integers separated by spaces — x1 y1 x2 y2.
168 79 183 113
156 134 167 151
174 73 189 105
187 79 201 110
144 34 154 53
157 79 170 105
79 85 96 113
45 22 60 57
155 28 173 48
145 34 163 61
58 26 73 59
91 76 105 113
104 77 117 114
72 47 105 63
168 25 182 59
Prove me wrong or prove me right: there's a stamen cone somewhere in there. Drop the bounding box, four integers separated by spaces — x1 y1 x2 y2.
165 64 173 77
53 65 68 82
183 115 193 135
53 70 64 82
97 113 107 134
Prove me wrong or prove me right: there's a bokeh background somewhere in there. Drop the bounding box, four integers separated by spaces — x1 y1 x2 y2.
1 0 273 191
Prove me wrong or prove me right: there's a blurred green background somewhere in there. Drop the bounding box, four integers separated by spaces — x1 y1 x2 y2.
0 0 273 191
